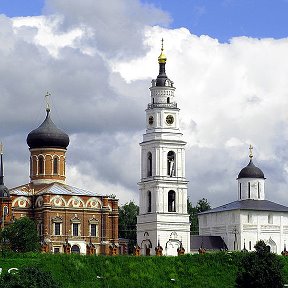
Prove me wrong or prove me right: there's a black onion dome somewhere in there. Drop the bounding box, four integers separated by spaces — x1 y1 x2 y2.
27 109 69 149
238 159 265 179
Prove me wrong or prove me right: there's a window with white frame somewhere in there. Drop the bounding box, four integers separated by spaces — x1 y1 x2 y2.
147 191 152 212
72 223 79 236
71 216 81 237
147 152 152 177
89 218 99 237
168 190 176 212
52 216 63 236
54 222 61 236
90 224 97 237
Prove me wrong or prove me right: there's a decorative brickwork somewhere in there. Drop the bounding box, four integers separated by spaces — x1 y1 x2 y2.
7 108 119 255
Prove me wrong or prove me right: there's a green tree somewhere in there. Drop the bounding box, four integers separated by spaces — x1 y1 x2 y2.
118 201 139 254
236 240 284 288
1 217 40 253
187 198 198 235
0 267 61 288
188 198 211 235
196 198 211 213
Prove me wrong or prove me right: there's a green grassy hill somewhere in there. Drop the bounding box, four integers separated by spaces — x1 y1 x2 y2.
1 252 288 288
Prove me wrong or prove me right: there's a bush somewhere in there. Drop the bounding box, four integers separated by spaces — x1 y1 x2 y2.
236 240 284 288
0 267 61 288
1 217 40 253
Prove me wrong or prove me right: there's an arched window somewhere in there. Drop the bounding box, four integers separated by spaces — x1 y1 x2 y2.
38 156 44 175
147 152 152 177
147 191 151 212
53 157 58 175
248 182 251 198
167 97 170 104
168 190 176 212
167 151 176 176
258 182 260 198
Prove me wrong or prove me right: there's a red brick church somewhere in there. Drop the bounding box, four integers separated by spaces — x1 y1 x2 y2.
0 104 118 255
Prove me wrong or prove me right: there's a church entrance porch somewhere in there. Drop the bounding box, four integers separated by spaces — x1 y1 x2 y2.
165 239 181 256
71 245 80 254
266 237 277 254
141 239 152 256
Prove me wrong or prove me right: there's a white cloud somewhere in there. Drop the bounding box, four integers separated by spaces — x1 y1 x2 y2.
1 0 288 209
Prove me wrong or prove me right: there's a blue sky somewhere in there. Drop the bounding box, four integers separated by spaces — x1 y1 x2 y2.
147 0 288 41
1 0 288 42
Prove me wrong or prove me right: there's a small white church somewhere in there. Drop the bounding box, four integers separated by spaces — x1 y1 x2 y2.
198 146 288 254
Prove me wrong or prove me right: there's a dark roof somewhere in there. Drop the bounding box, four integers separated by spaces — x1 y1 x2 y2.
0 184 10 198
238 159 265 179
199 199 288 214
190 236 227 251
156 62 169 86
27 109 69 149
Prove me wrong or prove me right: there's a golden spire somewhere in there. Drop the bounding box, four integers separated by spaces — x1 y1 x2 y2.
249 144 253 159
0 142 3 155
158 38 167 64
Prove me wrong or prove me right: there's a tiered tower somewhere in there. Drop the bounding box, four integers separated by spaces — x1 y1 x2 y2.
137 41 190 256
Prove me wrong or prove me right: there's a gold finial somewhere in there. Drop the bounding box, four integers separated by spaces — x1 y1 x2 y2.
45 92 51 112
158 38 167 64
249 144 253 159
0 142 3 155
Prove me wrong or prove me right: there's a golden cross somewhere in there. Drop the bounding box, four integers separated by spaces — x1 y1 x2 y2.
45 92 51 111
249 144 253 159
161 38 164 51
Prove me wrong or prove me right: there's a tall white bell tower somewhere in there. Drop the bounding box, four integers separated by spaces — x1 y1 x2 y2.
137 40 190 256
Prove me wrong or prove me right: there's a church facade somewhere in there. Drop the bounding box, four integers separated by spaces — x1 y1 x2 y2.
198 147 288 254
0 105 118 255
137 42 190 256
